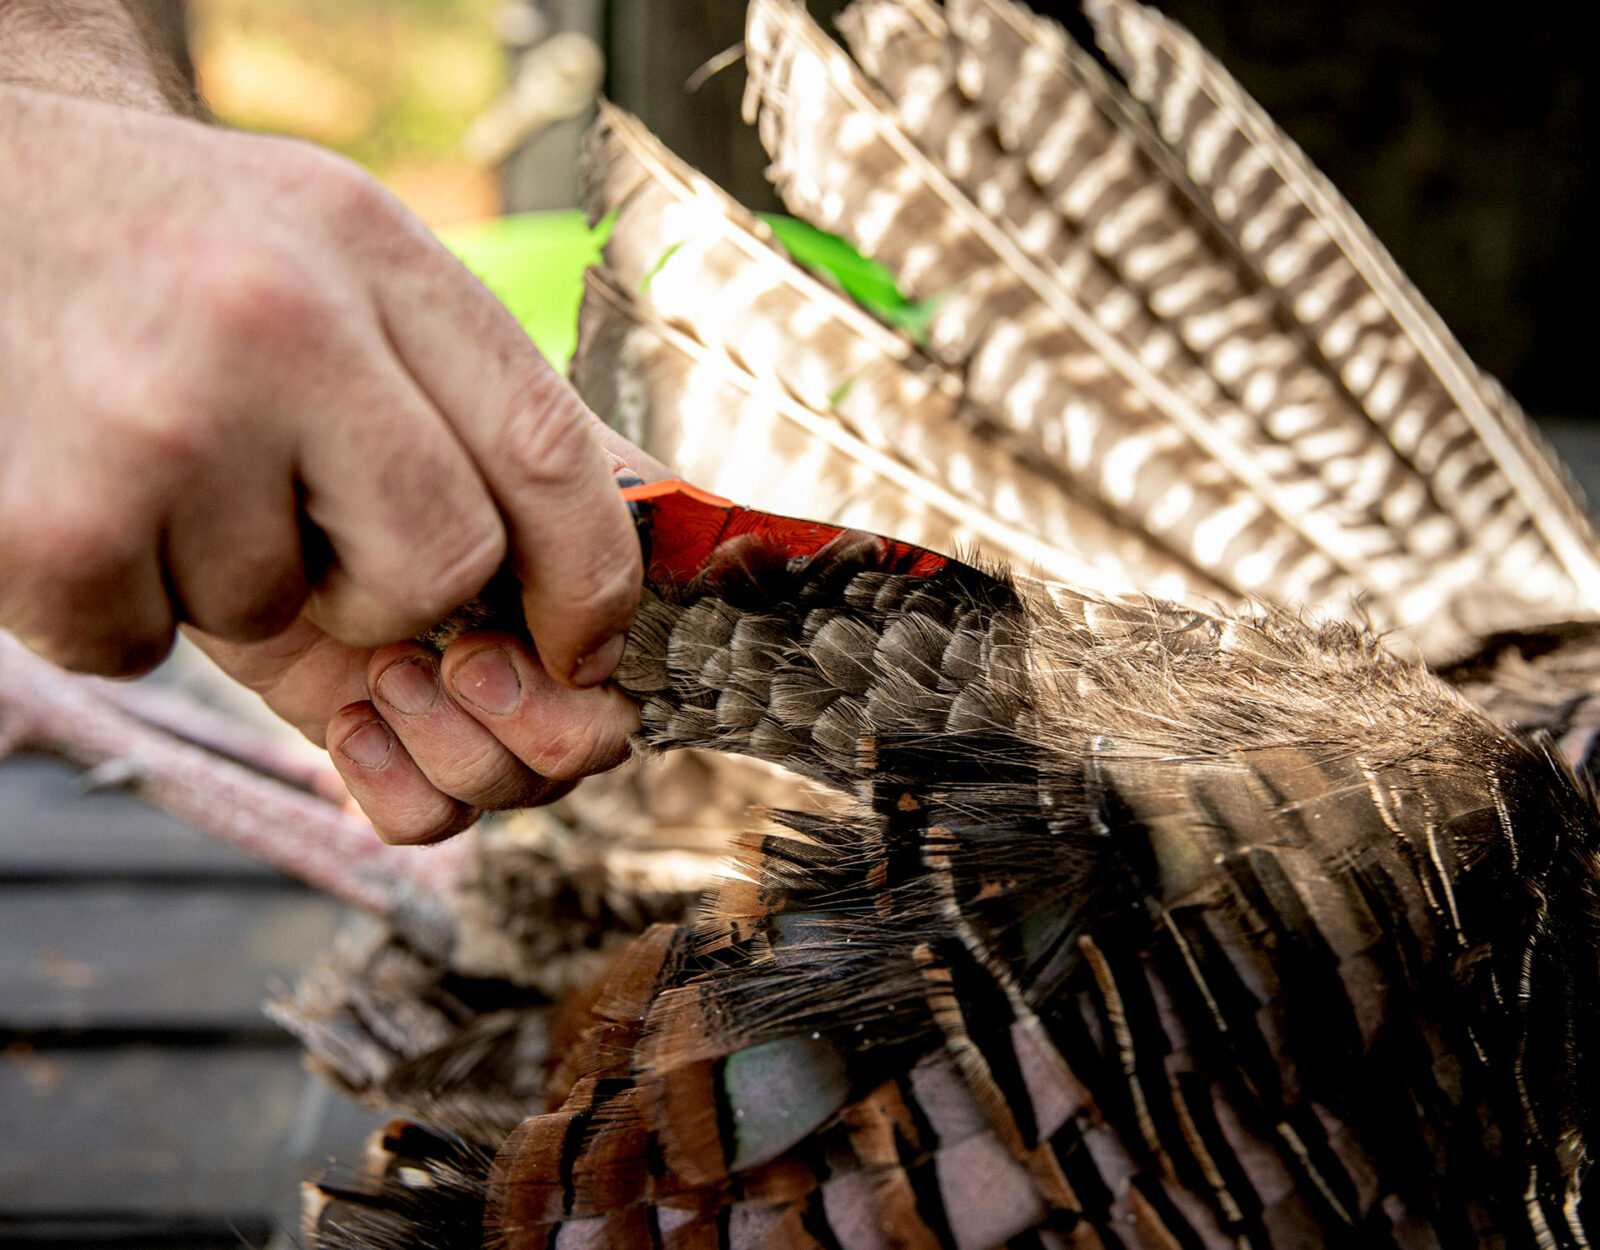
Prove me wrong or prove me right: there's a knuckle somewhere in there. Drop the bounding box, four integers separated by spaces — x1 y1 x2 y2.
375 801 477 847
390 525 507 628
549 548 641 637
523 778 577 807
449 770 573 810
92 369 219 475
29 620 174 678
304 150 399 236
430 526 509 615
186 239 328 345
0 507 173 675
87 629 177 678
185 564 307 641
524 721 613 782
495 394 596 491
23 501 140 575
274 141 408 249
426 743 522 804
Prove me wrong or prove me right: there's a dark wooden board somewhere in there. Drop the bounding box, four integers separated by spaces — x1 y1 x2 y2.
0 1045 384 1231
0 884 348 1034
0 744 387 1238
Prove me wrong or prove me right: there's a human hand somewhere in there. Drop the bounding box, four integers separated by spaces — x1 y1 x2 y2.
0 83 667 840
193 616 649 844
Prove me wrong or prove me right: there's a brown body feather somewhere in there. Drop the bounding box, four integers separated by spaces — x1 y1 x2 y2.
302 497 1600 1248
472 525 1600 1248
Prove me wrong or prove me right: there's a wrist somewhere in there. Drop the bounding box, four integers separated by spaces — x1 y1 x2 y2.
0 0 194 115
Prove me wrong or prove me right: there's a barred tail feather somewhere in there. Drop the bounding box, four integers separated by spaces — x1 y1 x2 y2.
859 0 1521 656
742 0 1393 630
1084 0 1600 638
578 102 1232 605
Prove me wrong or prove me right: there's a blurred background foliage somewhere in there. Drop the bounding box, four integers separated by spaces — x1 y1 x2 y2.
189 0 505 225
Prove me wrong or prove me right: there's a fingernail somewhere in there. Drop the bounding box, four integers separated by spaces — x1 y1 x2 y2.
572 632 627 688
453 646 522 715
339 720 394 770
375 658 439 716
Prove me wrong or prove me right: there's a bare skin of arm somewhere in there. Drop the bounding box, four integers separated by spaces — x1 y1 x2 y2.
0 1 669 843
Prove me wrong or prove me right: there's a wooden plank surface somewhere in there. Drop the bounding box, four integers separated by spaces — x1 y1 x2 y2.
0 885 347 1034
0 1045 382 1226
0 745 387 1241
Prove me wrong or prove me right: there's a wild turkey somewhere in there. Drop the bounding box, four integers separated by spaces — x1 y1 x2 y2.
5 0 1600 1245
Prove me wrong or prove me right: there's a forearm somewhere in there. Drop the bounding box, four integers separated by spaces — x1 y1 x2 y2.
0 0 197 115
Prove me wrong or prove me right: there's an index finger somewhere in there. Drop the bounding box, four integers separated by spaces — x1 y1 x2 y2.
371 227 650 688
